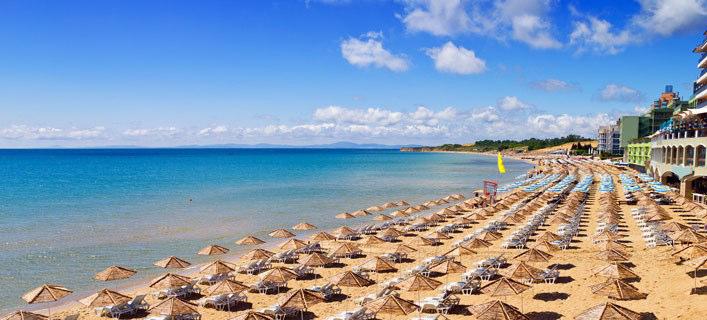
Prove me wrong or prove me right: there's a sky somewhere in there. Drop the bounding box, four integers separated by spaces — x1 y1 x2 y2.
0 0 705 147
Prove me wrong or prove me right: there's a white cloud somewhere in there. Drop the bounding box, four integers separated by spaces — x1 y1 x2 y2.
424 42 486 75
313 106 404 126
123 127 179 137
511 14 562 49
400 0 474 36
526 113 613 137
409 106 457 125
470 107 500 122
497 96 530 110
198 126 228 136
530 79 577 92
597 84 643 103
570 17 634 55
0 125 105 140
340 32 409 72
633 0 707 36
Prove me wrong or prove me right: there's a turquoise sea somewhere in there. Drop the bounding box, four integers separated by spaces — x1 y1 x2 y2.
0 149 532 311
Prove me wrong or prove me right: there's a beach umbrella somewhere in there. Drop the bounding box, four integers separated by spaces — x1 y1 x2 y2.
468 213 487 221
260 267 299 283
597 240 630 252
269 229 295 238
404 207 418 214
477 231 503 241
390 210 408 218
467 300 529 320
242 248 274 260
367 205 385 212
688 256 707 292
230 311 274 320
419 237 440 246
414 205 429 211
364 294 418 316
335 212 354 219
464 238 493 249
292 222 317 231
513 248 553 263
429 259 466 275
397 274 442 291
396 200 410 206
395 244 418 255
592 231 625 243
660 222 691 233
334 226 357 237
0 311 46 320
382 202 397 209
503 262 543 282
236 235 265 245
373 214 393 222
279 238 308 250
532 241 561 253
595 249 632 262
79 289 132 308
154 256 191 269
94 265 136 281
331 242 362 258
426 231 452 240
278 289 325 320
149 273 192 290
22 284 72 304
203 279 249 296
453 216 474 226
149 297 199 318
591 263 639 280
199 260 236 275
351 210 371 217
330 271 373 287
299 252 334 267
574 302 642 320
360 257 397 273
480 277 531 296
380 228 404 238
443 246 477 258
198 244 230 255
363 235 386 245
671 229 707 244
590 279 647 300
310 231 336 241
671 243 707 260
536 232 562 242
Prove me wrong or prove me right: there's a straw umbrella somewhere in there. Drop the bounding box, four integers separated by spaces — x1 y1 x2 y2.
513 248 553 263
310 231 336 241
464 238 493 249
443 246 477 264
360 257 397 274
536 232 562 242
503 262 543 283
672 243 707 261
269 229 295 238
149 297 199 319
671 228 707 244
397 274 442 292
574 302 642 320
468 300 529 320
330 271 373 287
0 311 47 320
203 279 249 296
367 205 386 212
660 221 690 233
363 235 386 245
242 248 274 261
79 289 131 308
364 294 418 318
592 263 639 280
477 231 503 241
149 273 192 290
299 252 334 268
532 241 561 253
590 279 647 300
200 260 236 275
380 228 404 239
279 238 308 250
198 244 230 255
373 214 393 222
429 259 466 283
598 240 630 252
351 210 370 217
230 311 274 320
335 212 354 219
278 289 325 320
480 277 531 312
331 243 362 258
334 226 357 238
595 249 631 263
688 256 707 292
236 235 265 245
261 267 299 284
94 265 136 282
396 200 410 206
154 256 191 269
22 284 72 319
292 222 317 231
390 210 408 218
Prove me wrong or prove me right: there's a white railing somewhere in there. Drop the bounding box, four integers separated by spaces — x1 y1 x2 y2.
693 193 706 205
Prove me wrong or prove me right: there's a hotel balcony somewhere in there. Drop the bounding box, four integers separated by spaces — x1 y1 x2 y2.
699 52 707 68
698 68 707 85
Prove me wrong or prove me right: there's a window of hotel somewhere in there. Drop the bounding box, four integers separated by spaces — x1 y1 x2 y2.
686 145 694 166
677 146 684 165
698 145 706 167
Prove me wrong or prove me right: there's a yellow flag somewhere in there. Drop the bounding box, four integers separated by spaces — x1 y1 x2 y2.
497 152 506 174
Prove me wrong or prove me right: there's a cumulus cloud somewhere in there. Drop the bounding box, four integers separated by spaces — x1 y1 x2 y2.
570 17 635 55
632 0 707 36
0 125 105 140
497 96 531 110
526 113 613 136
424 42 486 75
399 0 561 50
123 127 179 137
597 84 643 103
198 126 228 136
313 106 404 126
340 32 409 72
530 79 578 92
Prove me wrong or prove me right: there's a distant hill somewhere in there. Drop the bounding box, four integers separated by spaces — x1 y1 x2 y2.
401 135 594 153
179 141 422 149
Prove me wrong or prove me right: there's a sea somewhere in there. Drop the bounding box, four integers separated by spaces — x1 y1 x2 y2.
0 148 532 311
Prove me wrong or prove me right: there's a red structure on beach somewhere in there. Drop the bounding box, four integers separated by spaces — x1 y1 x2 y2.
483 180 498 205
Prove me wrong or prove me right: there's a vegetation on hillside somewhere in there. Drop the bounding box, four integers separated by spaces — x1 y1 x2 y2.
404 135 594 153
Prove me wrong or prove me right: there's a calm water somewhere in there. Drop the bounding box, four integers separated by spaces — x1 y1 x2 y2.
0 149 531 311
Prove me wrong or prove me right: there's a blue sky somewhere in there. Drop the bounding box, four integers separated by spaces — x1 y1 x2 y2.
0 0 705 147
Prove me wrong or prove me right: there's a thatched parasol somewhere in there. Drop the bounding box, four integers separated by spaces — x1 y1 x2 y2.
426 232 452 241
260 267 299 283
477 231 503 241
444 245 477 258
360 257 397 273
395 244 418 255
364 294 418 316
503 262 543 281
0 311 47 320
536 232 562 242
429 259 466 275
331 243 362 257
154 256 191 269
149 297 199 318
671 228 707 244
373 214 393 222
591 263 639 280
203 279 249 296
390 210 409 218
597 240 630 252
299 252 334 267
382 202 397 209
310 231 336 241
242 248 274 260
334 226 357 237
94 265 136 281
351 210 371 217
22 284 72 304
278 289 325 315
532 241 561 253
336 212 355 219
79 289 132 308
480 277 531 296
269 229 296 238
397 274 442 291
595 249 632 262
279 238 308 250
198 244 230 255
464 238 493 249
590 279 647 300
199 260 236 275
513 248 553 263
149 273 192 290
468 213 487 221
363 236 386 245
396 200 410 206
660 222 690 233
230 311 274 320
671 243 707 260
380 228 404 238
292 222 317 231
574 302 642 320
236 235 265 245
367 205 386 212
467 300 529 320
330 271 373 287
